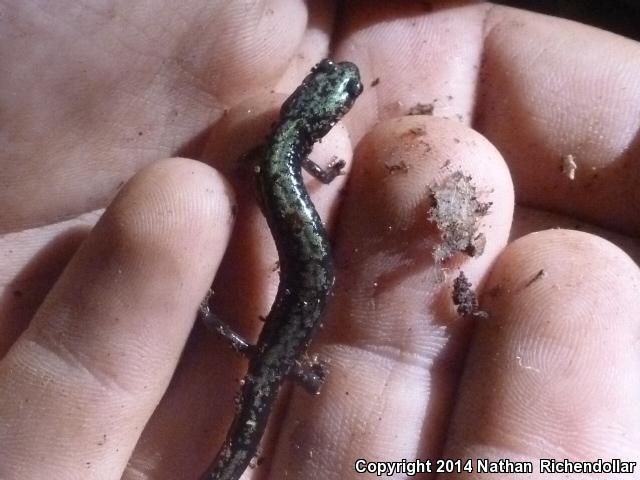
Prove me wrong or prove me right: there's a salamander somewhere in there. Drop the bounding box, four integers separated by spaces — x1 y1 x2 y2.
199 59 362 480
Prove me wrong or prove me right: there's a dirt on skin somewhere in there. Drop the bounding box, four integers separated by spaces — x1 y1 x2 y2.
384 160 410 175
452 271 488 319
408 102 435 115
428 171 491 263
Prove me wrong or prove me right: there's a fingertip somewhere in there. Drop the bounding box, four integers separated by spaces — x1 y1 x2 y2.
342 115 513 271
108 157 236 271
0 157 236 477
484 228 640 315
446 228 640 463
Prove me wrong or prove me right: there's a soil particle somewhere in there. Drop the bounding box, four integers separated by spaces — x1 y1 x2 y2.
384 160 410 175
452 271 488 319
428 171 491 262
408 102 435 115
561 154 577 180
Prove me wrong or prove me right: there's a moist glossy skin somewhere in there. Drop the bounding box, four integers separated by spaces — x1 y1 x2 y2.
200 59 362 480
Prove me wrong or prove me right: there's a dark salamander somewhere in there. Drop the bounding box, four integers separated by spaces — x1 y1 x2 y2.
200 59 362 480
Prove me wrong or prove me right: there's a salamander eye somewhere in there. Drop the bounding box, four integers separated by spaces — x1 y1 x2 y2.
346 77 363 98
312 58 335 74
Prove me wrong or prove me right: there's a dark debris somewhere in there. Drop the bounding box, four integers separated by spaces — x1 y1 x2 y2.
452 271 488 319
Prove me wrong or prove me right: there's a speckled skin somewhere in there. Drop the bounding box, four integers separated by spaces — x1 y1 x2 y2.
200 60 362 480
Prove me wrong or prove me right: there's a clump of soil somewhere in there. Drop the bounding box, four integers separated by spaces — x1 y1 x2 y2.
452 271 488 319
561 154 577 180
408 102 435 115
428 171 491 263
384 160 410 175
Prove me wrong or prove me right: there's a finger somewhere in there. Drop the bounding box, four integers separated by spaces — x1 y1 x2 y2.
123 95 355 478
0 210 100 358
336 2 640 235
476 7 640 234
335 0 489 140
0 158 234 479
275 0 339 91
266 116 513 478
442 230 640 477
1 0 316 233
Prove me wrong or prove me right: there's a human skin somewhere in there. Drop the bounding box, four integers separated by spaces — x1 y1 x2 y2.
1 1 639 479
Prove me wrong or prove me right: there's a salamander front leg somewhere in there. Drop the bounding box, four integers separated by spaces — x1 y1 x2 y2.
199 291 257 356
301 157 346 184
289 355 330 395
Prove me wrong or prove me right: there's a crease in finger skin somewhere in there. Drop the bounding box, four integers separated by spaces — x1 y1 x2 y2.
0 158 234 479
510 206 640 267
442 230 640 478
0 209 102 358
266 116 514 479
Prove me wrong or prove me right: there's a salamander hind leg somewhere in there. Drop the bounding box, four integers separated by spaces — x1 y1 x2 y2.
301 156 346 184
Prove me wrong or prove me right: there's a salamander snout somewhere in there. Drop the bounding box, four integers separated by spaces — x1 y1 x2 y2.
280 58 363 137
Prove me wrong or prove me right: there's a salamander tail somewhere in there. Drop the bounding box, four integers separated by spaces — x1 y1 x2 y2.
200 372 280 480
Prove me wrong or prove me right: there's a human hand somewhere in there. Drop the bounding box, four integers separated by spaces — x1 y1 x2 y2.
1 1 639 479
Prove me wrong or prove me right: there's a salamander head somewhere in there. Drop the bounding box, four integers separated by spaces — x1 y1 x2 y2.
280 59 363 139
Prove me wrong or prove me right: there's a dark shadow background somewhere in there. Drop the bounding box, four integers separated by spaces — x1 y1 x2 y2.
498 0 640 40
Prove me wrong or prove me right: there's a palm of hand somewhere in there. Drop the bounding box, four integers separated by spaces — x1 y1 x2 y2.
1 2 639 479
